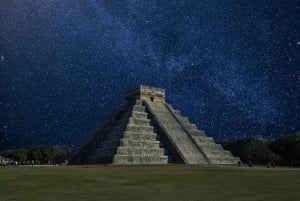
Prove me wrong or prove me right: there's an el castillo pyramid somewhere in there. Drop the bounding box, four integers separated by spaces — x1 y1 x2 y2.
69 85 239 165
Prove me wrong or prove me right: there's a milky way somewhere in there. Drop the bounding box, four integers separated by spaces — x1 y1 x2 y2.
0 0 299 150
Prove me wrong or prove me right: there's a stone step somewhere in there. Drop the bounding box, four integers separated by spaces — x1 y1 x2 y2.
123 130 156 136
83 98 239 165
172 109 181 115
122 133 157 141
192 136 215 143
130 111 148 119
116 147 165 155
184 124 198 130
132 105 146 112
113 155 168 164
173 145 203 153
186 159 209 164
167 104 239 165
125 125 154 133
151 110 169 114
204 153 232 159
189 130 206 136
169 106 234 164
135 100 143 105
128 118 151 126
148 108 168 113
210 158 239 164
200 147 224 153
166 104 174 109
120 139 161 147
198 143 223 149
180 155 208 164
175 116 189 123
146 101 211 164
204 150 233 157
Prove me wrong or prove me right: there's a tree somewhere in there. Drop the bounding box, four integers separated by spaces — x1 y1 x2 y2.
14 151 28 163
221 138 278 164
53 146 69 163
41 147 55 164
270 132 300 166
28 147 43 163
240 138 278 163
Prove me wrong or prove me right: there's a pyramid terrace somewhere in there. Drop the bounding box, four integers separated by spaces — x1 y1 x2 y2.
69 85 239 165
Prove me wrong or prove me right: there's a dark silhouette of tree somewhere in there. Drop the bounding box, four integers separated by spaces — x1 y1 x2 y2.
270 132 300 166
14 150 28 163
221 138 279 164
0 146 70 165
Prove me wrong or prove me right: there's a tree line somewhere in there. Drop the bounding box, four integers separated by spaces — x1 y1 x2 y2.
221 132 300 166
0 146 69 165
1 132 299 166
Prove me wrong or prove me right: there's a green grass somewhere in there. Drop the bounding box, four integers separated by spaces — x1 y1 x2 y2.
0 165 299 201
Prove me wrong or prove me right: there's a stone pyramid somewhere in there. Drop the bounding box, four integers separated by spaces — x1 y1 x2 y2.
69 85 239 165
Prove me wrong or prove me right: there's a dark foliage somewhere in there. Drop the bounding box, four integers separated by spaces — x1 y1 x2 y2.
0 146 70 164
269 132 300 166
221 132 300 166
221 138 279 164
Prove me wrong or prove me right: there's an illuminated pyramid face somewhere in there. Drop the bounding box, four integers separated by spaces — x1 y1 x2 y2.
69 85 239 165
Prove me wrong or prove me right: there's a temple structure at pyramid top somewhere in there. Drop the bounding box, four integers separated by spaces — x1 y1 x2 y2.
125 85 166 103
69 85 239 165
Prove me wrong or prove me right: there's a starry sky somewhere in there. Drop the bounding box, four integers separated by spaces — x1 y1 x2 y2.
0 0 299 150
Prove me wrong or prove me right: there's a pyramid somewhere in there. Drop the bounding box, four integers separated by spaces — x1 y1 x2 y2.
69 85 239 165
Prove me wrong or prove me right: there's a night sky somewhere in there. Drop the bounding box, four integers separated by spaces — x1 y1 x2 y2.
0 0 299 150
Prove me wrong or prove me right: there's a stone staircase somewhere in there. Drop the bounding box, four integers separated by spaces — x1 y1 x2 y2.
69 85 239 165
145 101 209 164
88 100 168 164
166 104 240 164
113 100 168 164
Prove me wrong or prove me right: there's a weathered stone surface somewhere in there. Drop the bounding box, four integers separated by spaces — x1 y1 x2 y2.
68 85 239 165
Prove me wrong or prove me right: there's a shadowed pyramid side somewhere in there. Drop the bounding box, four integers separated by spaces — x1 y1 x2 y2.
70 100 169 165
68 105 130 164
69 85 239 165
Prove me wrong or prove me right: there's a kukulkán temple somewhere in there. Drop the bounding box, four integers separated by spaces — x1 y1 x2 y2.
69 85 239 165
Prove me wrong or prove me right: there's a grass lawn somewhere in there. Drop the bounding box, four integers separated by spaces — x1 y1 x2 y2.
0 165 299 201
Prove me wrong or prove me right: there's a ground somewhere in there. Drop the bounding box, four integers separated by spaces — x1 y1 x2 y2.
0 165 299 201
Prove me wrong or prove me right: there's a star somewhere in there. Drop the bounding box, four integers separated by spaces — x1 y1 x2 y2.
0 1 299 150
